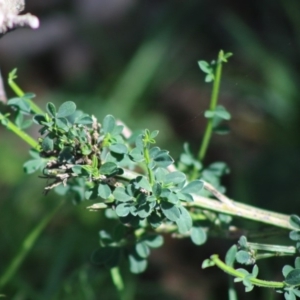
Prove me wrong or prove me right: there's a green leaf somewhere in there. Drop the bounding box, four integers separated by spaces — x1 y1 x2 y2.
115 203 131 217
236 250 251 265
22 93 36 99
244 282 254 292
16 115 32 129
202 259 215 269
283 265 294 278
154 167 168 182
23 159 44 174
148 212 163 228
177 192 194 202
56 101 76 118
41 136 54 151
181 180 204 195
225 245 237 267
295 258 300 269
129 148 144 162
75 115 94 125
99 162 118 175
136 176 152 192
55 117 69 131
285 269 300 286
205 73 214 82
8 97 31 113
150 130 159 139
284 291 296 300
153 151 174 168
136 203 151 218
46 102 56 117
98 183 111 199
58 146 74 163
252 265 259 278
198 60 211 74
290 215 300 229
112 124 124 135
85 186 98 200
135 242 150 258
290 231 300 241
222 52 233 62
113 187 132 202
292 289 300 297
238 236 248 248
152 183 161 197
176 206 192 234
165 171 186 185
128 252 147 274
142 234 164 248
105 210 117 222
72 165 89 175
204 110 215 119
160 202 180 222
149 146 160 158
215 106 231 120
103 115 116 134
190 226 207 245
33 114 47 125
135 134 144 150
109 143 128 154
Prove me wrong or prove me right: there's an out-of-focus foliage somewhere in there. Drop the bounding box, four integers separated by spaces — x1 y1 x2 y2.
1 0 300 299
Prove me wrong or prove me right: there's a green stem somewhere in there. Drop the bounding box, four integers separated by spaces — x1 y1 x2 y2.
197 50 224 162
0 112 40 149
143 145 154 186
28 100 44 115
210 255 285 289
0 201 64 290
8 73 44 115
8 76 24 97
110 267 125 300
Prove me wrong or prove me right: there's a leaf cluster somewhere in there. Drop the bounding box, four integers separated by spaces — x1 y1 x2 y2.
24 100 219 273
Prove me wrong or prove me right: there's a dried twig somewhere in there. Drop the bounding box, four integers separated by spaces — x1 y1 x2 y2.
0 69 6 103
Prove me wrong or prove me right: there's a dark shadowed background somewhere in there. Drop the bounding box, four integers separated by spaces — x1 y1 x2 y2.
1 0 300 299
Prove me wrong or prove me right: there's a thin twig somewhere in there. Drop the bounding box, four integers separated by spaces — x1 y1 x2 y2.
0 69 7 103
202 180 235 206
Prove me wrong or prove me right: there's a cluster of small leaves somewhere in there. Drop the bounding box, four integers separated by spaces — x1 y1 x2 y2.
279 257 300 300
275 215 300 299
198 51 232 83
24 101 97 181
235 236 256 265
177 144 231 244
91 224 163 274
202 248 259 293
234 265 259 292
4 90 35 131
178 143 229 194
289 215 300 252
219 234 300 298
198 51 232 134
225 243 259 292
23 101 210 273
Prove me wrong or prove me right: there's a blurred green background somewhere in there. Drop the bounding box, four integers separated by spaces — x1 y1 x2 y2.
1 0 300 299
